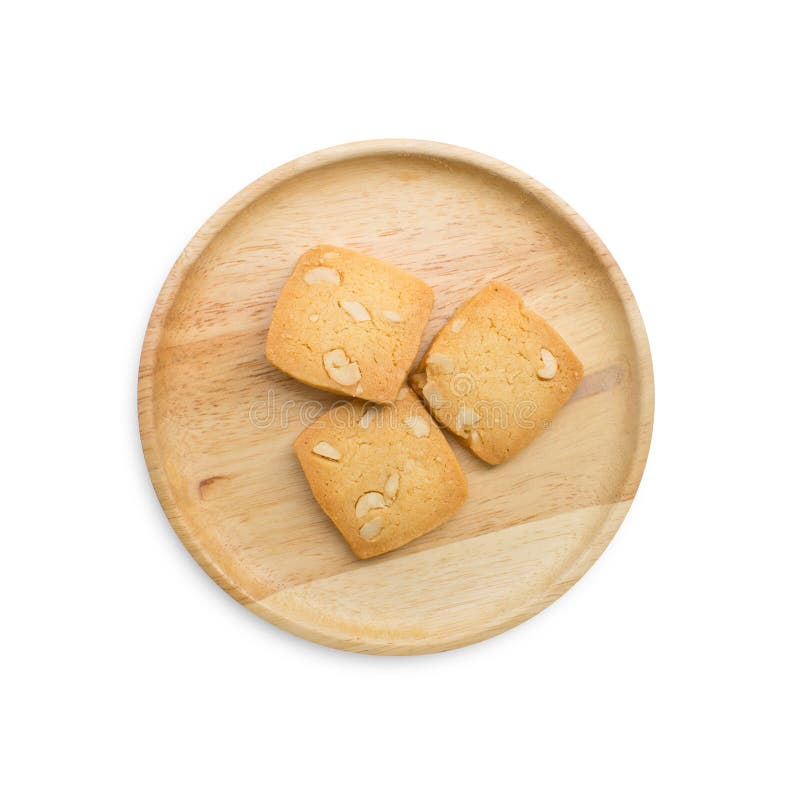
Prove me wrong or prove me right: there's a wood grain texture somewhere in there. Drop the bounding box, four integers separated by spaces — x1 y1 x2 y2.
138 140 654 655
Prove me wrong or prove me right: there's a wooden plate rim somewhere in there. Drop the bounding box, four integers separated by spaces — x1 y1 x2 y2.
137 139 655 655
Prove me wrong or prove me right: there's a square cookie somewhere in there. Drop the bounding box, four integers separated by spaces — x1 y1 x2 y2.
293 388 468 559
266 245 434 404
411 282 583 465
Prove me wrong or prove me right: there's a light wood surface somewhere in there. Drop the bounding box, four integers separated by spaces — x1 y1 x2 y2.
138 140 654 655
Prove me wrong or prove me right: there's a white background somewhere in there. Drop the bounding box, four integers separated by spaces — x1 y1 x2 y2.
2 2 798 798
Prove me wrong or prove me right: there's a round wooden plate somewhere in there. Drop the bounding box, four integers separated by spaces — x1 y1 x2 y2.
138 140 653 655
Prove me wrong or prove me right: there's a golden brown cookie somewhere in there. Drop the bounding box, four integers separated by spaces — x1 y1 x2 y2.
293 388 468 559
266 245 434 404
411 282 583 465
